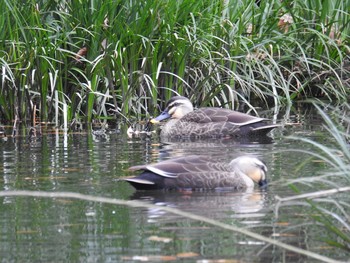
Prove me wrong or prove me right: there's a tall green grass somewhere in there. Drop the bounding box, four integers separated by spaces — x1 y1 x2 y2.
0 0 349 128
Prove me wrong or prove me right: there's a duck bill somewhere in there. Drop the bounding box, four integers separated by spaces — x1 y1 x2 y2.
150 110 171 124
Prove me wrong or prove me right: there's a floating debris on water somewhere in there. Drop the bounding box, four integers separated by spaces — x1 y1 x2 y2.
127 126 155 138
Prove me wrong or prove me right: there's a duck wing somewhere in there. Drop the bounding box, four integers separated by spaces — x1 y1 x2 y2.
128 155 214 178
182 108 266 126
173 108 278 137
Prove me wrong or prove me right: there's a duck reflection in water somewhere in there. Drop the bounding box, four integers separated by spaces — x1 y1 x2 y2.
129 189 267 221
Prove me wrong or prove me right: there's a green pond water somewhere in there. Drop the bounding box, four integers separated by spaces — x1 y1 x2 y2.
0 107 349 263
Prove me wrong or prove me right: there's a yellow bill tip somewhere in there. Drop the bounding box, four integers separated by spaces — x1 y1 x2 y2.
150 118 159 124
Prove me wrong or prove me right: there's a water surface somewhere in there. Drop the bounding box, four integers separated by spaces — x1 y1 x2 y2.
0 107 348 262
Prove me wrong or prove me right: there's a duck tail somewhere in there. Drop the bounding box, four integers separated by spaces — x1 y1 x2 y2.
251 124 280 136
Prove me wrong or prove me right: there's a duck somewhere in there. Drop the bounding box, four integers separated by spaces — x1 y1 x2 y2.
150 96 279 138
123 155 267 190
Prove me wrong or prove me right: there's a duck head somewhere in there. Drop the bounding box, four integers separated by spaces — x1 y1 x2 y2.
230 156 267 187
151 96 194 123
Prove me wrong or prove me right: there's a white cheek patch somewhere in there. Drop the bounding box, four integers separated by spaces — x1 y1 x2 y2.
172 110 183 119
168 107 175 115
168 107 179 118
249 169 262 183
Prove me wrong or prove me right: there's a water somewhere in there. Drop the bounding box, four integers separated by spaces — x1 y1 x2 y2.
0 107 349 263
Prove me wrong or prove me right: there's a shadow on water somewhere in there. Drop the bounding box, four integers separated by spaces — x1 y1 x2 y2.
154 136 276 162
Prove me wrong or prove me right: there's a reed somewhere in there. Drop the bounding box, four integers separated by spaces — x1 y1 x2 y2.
282 102 350 251
0 0 349 128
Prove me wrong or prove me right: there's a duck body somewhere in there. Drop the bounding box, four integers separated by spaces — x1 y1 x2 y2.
151 96 279 138
124 155 267 190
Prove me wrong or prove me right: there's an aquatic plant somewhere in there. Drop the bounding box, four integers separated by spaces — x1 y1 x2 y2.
0 0 349 128
277 102 350 252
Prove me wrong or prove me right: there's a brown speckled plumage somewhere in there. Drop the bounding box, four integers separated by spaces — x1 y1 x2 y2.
124 155 267 190
151 96 279 138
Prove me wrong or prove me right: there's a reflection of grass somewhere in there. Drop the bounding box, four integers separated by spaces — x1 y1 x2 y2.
0 190 339 262
1 0 349 128
278 102 350 252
